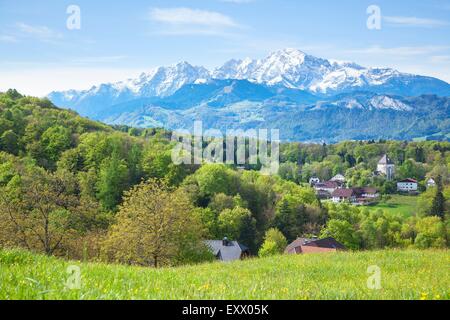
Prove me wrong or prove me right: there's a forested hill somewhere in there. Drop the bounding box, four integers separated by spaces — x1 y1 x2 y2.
0 89 448 268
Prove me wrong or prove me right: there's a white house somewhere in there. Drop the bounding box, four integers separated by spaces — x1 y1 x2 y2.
397 179 418 192
330 174 346 183
314 181 340 195
309 177 320 186
426 178 436 188
331 189 357 204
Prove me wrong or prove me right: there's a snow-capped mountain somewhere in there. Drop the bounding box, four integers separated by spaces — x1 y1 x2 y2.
213 48 449 96
49 48 450 117
48 61 210 117
214 48 333 90
47 48 450 141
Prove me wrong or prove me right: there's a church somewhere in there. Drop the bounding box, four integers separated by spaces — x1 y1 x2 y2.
377 154 395 180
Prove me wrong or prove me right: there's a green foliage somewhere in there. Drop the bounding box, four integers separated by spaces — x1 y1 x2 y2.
194 164 238 198
320 219 360 250
0 130 18 155
40 125 72 166
258 240 279 257
258 228 287 257
414 216 447 249
96 152 129 211
278 161 300 183
397 159 427 181
218 207 254 241
430 176 446 219
102 179 209 267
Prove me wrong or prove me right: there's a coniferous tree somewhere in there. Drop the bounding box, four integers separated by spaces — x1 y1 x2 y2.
430 176 445 219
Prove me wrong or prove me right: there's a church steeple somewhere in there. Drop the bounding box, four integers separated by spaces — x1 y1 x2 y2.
377 154 395 180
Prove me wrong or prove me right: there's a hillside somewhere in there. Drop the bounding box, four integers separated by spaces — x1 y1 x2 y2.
0 89 448 276
99 91 450 142
0 248 448 300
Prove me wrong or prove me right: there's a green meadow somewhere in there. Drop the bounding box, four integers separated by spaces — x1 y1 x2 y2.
1 248 448 300
368 195 419 218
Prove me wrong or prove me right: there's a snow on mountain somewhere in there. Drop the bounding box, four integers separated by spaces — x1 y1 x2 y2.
213 48 333 90
213 48 449 96
136 61 210 97
369 95 412 111
48 48 450 118
48 61 210 116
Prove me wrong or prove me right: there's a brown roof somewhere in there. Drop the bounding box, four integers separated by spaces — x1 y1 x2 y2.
353 187 378 195
285 237 346 254
331 188 355 198
314 181 339 189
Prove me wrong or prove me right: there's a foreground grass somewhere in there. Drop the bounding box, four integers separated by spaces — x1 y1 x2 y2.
0 249 448 300
368 195 418 217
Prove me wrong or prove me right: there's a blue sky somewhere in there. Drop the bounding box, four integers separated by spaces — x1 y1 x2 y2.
1 0 449 96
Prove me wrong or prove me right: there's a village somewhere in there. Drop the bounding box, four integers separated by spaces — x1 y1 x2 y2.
205 153 441 262
308 154 435 205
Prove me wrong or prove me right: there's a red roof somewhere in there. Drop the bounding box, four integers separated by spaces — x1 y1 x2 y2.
399 178 417 183
285 237 346 254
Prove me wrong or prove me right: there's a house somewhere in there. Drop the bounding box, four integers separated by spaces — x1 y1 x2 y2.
397 178 418 192
332 187 379 205
377 154 395 180
285 237 346 254
316 189 332 199
205 238 250 262
314 180 340 195
353 187 380 204
331 188 357 203
309 177 321 186
330 174 346 184
426 178 436 188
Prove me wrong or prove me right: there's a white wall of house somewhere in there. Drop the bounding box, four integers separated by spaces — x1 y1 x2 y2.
331 197 343 203
332 196 356 203
397 182 418 192
362 193 379 198
426 179 436 188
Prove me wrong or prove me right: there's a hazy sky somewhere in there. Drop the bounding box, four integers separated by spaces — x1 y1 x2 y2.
1 0 450 96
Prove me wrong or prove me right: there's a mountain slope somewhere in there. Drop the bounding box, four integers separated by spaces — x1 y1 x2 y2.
99 89 450 142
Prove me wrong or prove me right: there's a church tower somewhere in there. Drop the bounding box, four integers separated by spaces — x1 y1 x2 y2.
377 154 395 180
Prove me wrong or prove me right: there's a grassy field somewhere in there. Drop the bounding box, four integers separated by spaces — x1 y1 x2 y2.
368 195 418 217
0 249 448 300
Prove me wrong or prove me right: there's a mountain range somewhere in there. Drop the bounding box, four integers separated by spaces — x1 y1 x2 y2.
48 48 450 142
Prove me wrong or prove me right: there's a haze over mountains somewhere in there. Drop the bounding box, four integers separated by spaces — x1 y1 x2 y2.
48 49 450 142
